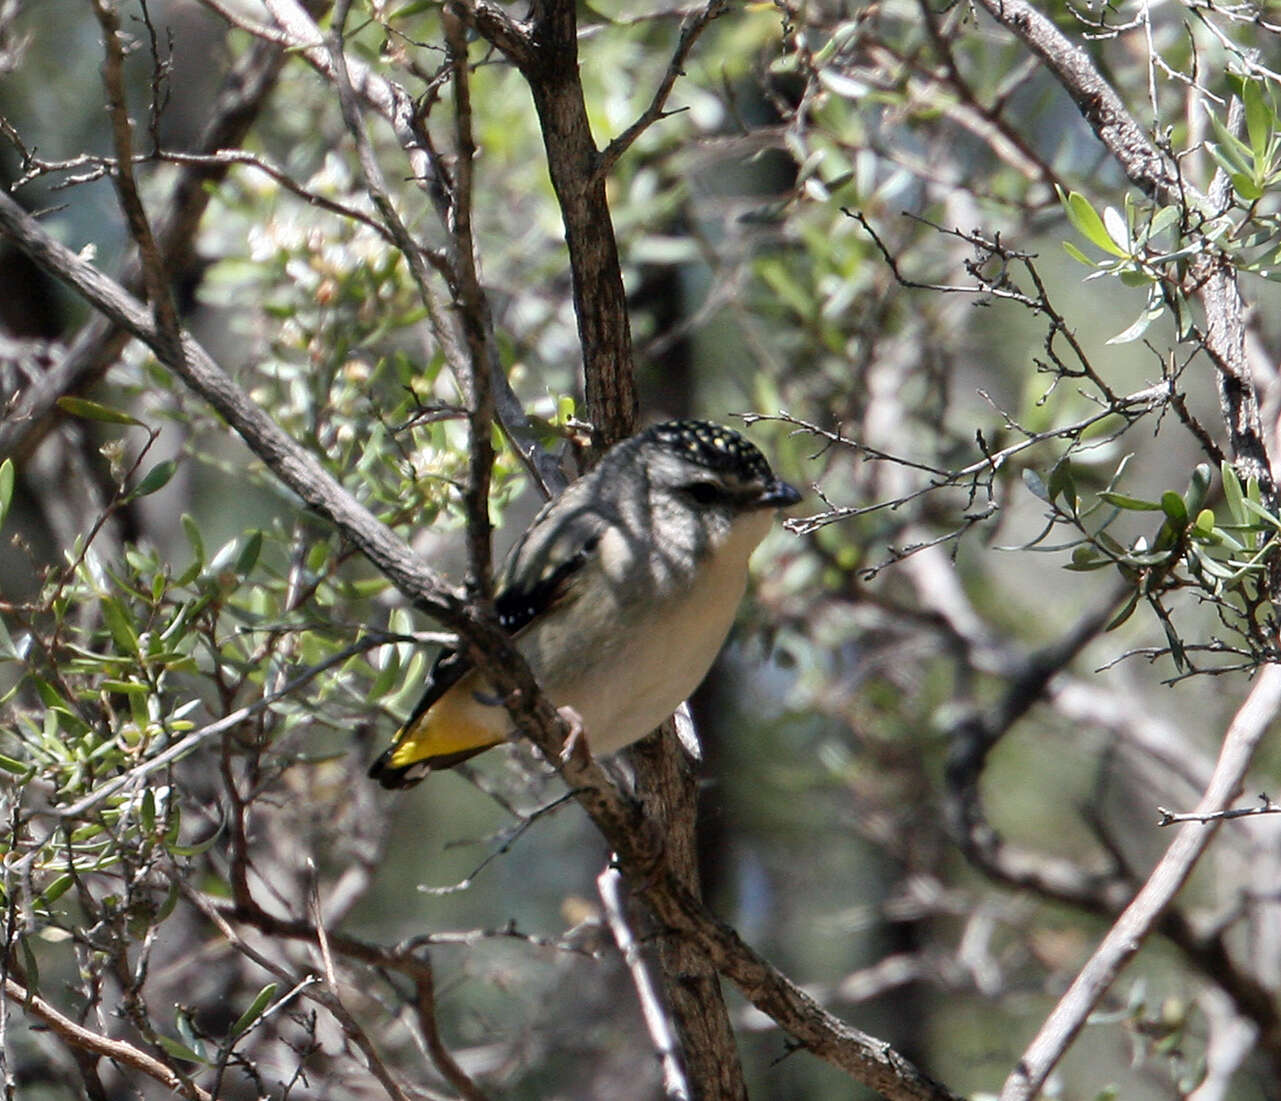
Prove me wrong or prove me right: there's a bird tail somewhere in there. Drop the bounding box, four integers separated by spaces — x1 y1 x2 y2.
367 705 503 789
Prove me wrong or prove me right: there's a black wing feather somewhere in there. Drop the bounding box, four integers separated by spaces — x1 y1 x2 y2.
367 530 600 786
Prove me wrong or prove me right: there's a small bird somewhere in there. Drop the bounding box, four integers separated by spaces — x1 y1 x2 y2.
369 419 801 789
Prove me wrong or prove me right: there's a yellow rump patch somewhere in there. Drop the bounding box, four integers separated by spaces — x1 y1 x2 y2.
386 677 507 769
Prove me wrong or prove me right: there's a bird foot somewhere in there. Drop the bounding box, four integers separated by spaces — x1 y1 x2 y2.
557 705 591 765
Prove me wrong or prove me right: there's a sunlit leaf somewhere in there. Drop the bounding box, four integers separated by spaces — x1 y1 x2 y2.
0 459 13 532
1244 78 1273 161
1060 189 1128 257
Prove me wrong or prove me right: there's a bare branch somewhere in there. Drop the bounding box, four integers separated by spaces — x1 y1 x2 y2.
1 974 213 1101
1158 792 1281 826
1000 663 1281 1101
596 0 729 180
598 866 691 1100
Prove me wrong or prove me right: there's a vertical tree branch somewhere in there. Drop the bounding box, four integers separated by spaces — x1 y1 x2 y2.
508 0 638 446
89 0 184 366
443 2 496 602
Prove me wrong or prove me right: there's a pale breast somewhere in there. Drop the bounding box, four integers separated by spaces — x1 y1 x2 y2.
538 507 773 755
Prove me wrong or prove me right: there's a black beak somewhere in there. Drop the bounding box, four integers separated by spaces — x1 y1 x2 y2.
756 478 802 509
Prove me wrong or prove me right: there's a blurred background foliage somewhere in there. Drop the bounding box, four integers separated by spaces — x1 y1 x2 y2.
4 0 1281 1098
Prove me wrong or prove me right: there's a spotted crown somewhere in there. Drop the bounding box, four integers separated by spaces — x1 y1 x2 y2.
642 419 774 483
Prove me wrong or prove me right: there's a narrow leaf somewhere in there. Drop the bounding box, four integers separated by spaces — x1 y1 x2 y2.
131 459 177 499
1206 111 1256 174
0 459 13 532
157 1036 207 1065
234 530 263 576
1062 240 1095 266
1244 78 1273 160
1105 589 1141 631
1231 172 1264 201
56 396 143 426
1047 461 1077 510
230 983 279 1039
0 754 30 775
1098 492 1162 511
1222 460 1247 524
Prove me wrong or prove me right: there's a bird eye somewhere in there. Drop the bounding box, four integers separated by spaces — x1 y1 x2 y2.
683 481 726 506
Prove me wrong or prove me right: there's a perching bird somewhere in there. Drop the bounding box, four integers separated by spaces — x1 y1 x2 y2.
368 419 801 789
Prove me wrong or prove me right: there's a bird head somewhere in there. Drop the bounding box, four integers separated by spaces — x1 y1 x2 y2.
634 420 802 515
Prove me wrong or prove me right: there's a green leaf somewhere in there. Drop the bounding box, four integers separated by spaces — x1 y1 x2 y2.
1066 546 1112 571
1107 297 1165 345
19 936 38 993
1244 78 1273 161
0 617 19 661
1146 205 1180 238
181 514 204 568
1161 615 1188 673
1105 589 1141 631
1160 491 1188 525
38 873 73 906
1222 460 1249 531
1047 461 1077 510
1207 111 1256 174
1231 172 1264 201
1062 240 1095 267
0 753 30 774
370 647 401 699
1098 492 1161 511
56 396 143 427
156 1035 207 1065
1240 496 1281 530
175 1009 207 1061
167 818 224 857
230 983 279 1039
1060 189 1128 257
1095 531 1128 557
131 459 177 499
0 458 13 532
1193 509 1216 537
1185 463 1213 515
234 530 263 576
100 597 140 656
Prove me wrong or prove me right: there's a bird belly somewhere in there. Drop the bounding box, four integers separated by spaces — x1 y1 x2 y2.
532 508 771 755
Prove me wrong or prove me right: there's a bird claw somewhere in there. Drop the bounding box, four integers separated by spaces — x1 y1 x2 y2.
557 705 590 765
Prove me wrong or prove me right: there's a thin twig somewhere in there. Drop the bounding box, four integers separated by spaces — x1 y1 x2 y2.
595 0 729 180
598 867 690 1100
1157 792 1281 826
